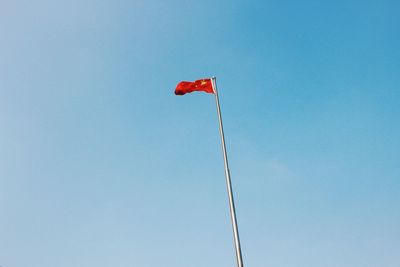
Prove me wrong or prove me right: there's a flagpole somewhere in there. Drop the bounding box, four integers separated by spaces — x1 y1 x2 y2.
211 77 244 267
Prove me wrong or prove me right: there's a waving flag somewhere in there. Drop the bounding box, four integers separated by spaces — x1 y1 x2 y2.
174 78 214 95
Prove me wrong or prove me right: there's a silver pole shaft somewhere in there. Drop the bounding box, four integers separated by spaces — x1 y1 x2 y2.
211 77 244 267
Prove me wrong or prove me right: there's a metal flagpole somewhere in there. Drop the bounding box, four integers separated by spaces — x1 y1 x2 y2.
211 77 244 267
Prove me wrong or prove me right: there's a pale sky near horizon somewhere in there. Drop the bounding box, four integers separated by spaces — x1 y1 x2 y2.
1 0 399 266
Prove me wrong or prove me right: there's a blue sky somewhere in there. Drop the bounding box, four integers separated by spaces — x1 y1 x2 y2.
1 0 399 266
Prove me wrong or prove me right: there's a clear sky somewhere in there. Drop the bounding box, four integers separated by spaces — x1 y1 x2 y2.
1 0 399 266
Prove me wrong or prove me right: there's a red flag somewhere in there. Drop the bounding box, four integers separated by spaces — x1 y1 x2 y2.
175 78 214 95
